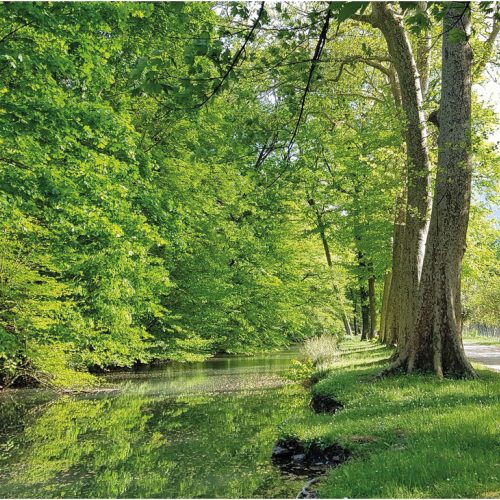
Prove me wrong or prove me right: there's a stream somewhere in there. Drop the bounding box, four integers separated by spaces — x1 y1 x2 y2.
0 349 309 498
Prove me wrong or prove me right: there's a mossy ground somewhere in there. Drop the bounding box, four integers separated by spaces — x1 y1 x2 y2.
279 339 500 498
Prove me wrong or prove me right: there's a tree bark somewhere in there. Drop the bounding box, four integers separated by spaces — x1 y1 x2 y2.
382 193 406 346
387 3 476 378
371 3 432 350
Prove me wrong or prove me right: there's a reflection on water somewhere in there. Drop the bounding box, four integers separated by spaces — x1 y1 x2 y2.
0 349 308 498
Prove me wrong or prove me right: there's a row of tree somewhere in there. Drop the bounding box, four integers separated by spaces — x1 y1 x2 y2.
344 2 499 377
0 2 498 386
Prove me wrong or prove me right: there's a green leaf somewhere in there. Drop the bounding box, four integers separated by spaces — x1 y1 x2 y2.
336 2 368 22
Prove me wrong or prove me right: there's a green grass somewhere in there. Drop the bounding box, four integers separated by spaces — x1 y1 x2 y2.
279 339 500 498
463 335 500 346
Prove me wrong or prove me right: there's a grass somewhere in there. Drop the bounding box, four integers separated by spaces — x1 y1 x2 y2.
279 339 500 498
463 335 500 346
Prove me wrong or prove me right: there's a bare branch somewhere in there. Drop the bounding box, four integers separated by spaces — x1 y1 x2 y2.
473 4 500 79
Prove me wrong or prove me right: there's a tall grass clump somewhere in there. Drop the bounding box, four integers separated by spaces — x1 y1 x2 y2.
302 334 338 371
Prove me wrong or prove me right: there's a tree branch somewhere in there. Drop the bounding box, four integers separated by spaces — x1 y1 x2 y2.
473 5 500 79
265 6 333 188
195 2 265 109
0 21 34 45
351 13 376 26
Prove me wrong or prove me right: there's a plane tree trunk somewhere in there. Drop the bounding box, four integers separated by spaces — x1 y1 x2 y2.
370 3 432 350
381 193 406 346
388 3 476 378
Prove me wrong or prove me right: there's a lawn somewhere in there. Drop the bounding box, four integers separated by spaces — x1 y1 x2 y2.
280 339 500 498
463 335 500 346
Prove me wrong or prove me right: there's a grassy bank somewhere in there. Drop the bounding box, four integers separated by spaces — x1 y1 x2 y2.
280 339 500 498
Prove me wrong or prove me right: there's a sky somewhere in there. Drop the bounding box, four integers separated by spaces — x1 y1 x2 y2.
476 77 500 143
475 70 500 222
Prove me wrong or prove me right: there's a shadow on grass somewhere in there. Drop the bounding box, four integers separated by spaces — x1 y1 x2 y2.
286 342 500 498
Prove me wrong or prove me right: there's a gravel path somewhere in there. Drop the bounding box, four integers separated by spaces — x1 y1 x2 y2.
464 343 500 372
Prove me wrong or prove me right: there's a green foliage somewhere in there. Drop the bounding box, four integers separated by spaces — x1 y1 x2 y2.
334 2 369 22
462 208 500 328
284 358 315 382
0 1 498 387
0 2 342 387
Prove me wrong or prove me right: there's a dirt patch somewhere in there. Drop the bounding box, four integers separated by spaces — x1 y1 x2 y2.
271 438 350 477
350 434 377 443
310 394 343 414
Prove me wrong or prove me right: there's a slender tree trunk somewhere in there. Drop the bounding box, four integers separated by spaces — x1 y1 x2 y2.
371 3 432 350
368 273 376 340
383 194 406 346
360 285 369 341
350 288 359 336
379 271 392 343
357 250 369 341
308 199 353 336
387 3 476 378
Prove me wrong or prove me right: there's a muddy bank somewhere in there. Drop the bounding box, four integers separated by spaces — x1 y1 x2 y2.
310 394 343 414
272 438 350 476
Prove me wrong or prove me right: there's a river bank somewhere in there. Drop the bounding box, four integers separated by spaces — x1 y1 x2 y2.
278 339 500 498
2 340 497 498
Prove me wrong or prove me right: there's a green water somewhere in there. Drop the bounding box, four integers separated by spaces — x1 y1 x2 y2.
0 350 309 498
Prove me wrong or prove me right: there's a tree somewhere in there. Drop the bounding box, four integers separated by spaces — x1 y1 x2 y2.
388 2 476 377
353 2 432 349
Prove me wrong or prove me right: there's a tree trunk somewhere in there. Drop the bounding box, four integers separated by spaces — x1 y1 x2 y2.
358 251 369 341
382 194 406 346
368 274 376 340
378 270 391 343
350 288 359 336
360 284 369 341
371 3 432 350
308 198 353 336
387 3 476 378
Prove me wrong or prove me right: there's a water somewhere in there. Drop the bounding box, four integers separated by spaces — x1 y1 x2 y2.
0 350 309 498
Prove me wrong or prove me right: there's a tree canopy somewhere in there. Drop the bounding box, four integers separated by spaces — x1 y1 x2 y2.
0 1 499 387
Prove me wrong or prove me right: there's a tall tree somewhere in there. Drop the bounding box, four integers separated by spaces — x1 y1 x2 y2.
368 3 432 348
388 2 476 377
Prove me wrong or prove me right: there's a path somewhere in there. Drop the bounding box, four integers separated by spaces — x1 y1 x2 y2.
464 343 500 372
